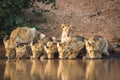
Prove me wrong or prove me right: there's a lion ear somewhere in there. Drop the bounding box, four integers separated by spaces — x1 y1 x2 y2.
103 38 107 42
85 40 90 45
61 24 65 28
3 38 10 49
45 45 49 49
3 38 7 44
69 24 72 28
99 38 105 41
84 39 87 42
57 42 61 47
30 41 33 47
57 42 60 47
3 35 9 43
99 38 107 43
84 39 89 44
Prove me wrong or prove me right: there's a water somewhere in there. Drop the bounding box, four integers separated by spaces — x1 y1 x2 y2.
0 59 120 80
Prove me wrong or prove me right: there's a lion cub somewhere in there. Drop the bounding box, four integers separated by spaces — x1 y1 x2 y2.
44 41 58 59
30 41 43 59
15 44 27 59
57 42 68 59
65 40 86 59
61 24 73 43
30 37 56 59
83 35 111 59
57 36 86 59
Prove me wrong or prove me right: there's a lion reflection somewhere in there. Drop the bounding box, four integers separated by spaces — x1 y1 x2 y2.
85 60 110 80
45 60 58 79
31 60 47 80
4 60 32 80
57 60 86 80
4 60 17 80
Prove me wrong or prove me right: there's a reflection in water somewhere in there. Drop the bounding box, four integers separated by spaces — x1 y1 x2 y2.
57 60 86 80
4 60 17 80
16 60 31 80
0 59 120 80
45 60 58 80
4 60 32 80
31 59 47 80
85 60 109 80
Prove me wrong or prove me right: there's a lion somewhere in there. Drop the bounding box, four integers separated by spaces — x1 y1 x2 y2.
15 44 27 59
30 41 43 59
44 41 58 59
30 37 56 59
57 42 68 59
83 35 113 59
57 36 86 59
3 27 46 59
65 40 86 59
3 38 16 59
61 23 73 43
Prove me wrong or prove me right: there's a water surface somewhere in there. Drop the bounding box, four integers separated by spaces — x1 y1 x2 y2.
0 59 120 80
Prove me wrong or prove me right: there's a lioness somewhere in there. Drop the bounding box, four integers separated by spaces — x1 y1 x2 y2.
3 36 16 58
3 27 46 58
44 41 58 59
61 24 73 43
83 35 112 59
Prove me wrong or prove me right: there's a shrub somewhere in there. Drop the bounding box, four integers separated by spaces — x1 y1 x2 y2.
0 0 56 40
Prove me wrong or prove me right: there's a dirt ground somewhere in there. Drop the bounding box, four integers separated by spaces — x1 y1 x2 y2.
0 0 120 58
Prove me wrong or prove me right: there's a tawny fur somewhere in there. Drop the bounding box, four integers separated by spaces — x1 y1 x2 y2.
3 27 46 58
44 41 58 59
61 24 73 43
57 36 86 59
15 45 27 59
83 35 112 59
30 37 57 59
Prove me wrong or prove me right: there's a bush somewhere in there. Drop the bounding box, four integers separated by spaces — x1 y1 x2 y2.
0 0 56 40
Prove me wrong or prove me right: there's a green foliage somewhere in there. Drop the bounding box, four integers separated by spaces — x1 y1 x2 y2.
0 0 56 40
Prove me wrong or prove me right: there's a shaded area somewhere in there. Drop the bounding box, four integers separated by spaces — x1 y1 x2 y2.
0 41 7 59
